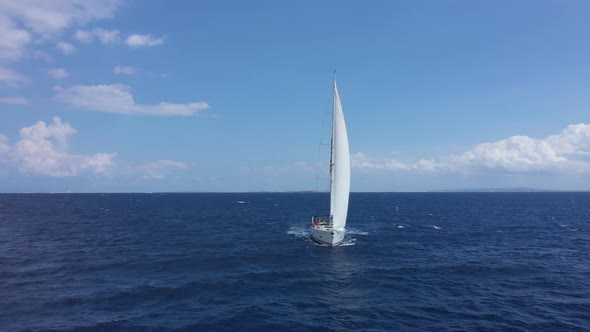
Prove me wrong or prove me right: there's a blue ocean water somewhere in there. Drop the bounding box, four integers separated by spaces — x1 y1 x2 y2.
0 192 589 331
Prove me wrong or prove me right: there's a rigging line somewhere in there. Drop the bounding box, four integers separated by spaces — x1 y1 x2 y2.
329 71 335 191
314 76 335 192
313 111 325 191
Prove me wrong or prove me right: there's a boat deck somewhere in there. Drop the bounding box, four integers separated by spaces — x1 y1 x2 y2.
311 214 333 228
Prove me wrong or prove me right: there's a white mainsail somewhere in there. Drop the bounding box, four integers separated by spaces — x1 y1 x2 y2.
329 79 350 230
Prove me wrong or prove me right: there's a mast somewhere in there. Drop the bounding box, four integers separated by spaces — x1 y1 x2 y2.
329 71 335 194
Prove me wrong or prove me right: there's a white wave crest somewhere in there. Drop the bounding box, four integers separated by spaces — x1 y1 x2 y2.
346 228 368 235
287 226 310 238
338 238 356 246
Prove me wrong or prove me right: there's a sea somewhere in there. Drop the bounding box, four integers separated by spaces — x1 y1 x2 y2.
0 192 589 331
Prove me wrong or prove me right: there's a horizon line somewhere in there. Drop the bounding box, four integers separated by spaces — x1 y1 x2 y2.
1 189 590 194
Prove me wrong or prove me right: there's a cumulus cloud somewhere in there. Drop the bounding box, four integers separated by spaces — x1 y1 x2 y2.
141 159 188 179
0 0 122 68
54 84 209 116
351 152 411 170
113 65 138 75
47 67 68 79
0 0 123 38
0 117 116 176
74 28 120 44
0 96 28 105
73 29 92 43
0 16 32 61
0 66 29 86
125 34 165 47
353 124 590 174
56 41 75 55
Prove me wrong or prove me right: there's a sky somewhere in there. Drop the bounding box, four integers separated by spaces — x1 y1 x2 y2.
1 0 590 192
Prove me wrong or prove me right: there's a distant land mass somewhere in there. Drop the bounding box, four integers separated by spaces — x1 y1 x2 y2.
286 188 588 193
431 187 561 193
5 188 590 194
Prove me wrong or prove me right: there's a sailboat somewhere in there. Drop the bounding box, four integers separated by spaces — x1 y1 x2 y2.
311 76 350 246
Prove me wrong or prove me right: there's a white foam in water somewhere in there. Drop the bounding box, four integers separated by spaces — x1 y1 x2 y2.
557 224 579 232
290 226 359 246
338 237 356 246
347 228 368 235
287 226 310 238
397 225 404 229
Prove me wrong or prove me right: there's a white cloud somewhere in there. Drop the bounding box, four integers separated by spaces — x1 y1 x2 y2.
545 124 590 156
351 152 411 170
0 66 29 86
91 28 120 44
353 123 590 174
0 117 116 176
443 136 562 172
73 29 92 43
0 0 123 38
54 84 209 116
47 67 68 79
141 159 188 179
74 28 120 44
0 96 28 105
56 41 75 55
125 34 165 47
0 16 32 61
113 65 138 75
0 0 123 85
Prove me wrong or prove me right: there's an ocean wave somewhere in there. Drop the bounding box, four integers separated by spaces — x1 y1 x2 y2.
346 228 368 235
287 226 310 238
2 192 589 331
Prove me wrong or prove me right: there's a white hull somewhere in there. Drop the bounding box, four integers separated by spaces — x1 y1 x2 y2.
311 227 345 246
309 77 350 247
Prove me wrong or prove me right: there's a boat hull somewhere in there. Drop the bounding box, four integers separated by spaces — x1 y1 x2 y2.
311 227 345 246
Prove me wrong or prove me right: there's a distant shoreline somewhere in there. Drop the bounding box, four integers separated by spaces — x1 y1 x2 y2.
1 188 589 194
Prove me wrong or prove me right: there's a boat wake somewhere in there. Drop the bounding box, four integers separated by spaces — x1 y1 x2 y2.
287 226 310 238
288 227 359 246
338 237 356 246
346 228 368 235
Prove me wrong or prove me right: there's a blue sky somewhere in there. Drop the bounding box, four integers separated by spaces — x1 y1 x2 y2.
1 0 590 192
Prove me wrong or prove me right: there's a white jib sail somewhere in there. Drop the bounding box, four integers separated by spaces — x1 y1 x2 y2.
329 80 351 230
